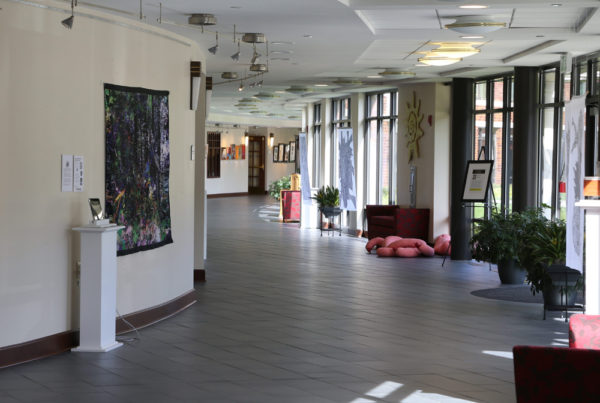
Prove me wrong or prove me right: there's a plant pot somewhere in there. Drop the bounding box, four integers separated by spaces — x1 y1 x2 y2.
497 259 526 285
320 206 342 218
542 283 578 306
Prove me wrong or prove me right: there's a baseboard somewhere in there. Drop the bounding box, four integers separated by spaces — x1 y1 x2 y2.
116 289 197 334
0 330 78 369
0 290 197 368
207 192 249 199
194 269 206 282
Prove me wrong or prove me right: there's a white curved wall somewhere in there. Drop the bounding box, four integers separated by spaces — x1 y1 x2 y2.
0 0 202 347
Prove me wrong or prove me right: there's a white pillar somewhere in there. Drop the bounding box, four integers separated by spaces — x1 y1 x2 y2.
72 225 124 352
575 200 600 314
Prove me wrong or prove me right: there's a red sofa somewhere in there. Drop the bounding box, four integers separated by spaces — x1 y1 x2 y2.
365 205 429 241
513 314 600 402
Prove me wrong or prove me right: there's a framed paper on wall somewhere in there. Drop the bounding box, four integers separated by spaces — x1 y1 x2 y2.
273 145 279 162
278 143 285 163
462 160 494 202
284 144 290 162
289 141 296 162
221 147 227 160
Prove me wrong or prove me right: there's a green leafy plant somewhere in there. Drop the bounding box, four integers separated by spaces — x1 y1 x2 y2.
311 185 339 209
470 209 521 265
268 175 291 201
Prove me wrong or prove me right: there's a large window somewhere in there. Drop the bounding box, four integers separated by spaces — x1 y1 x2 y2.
365 91 397 205
331 97 351 186
539 65 567 219
473 76 514 219
207 131 221 179
312 103 321 187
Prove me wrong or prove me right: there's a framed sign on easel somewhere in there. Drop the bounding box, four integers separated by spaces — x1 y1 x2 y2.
461 160 494 203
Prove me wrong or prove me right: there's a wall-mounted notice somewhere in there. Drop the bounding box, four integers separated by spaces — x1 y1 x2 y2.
74 155 84 192
61 154 73 192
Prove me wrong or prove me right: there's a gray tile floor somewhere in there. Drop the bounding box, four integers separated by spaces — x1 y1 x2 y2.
0 196 569 402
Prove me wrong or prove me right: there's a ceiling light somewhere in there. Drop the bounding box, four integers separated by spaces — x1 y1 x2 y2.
459 5 488 9
367 75 382 78
238 98 260 103
378 69 416 79
238 82 244 92
242 33 266 43
429 47 480 58
314 84 329 87
231 41 240 61
255 92 278 99
61 0 76 29
332 78 363 86
208 31 219 55
285 86 314 95
417 57 462 66
551 3 562 7
303 34 313 38
188 13 217 26
461 35 484 39
250 63 268 72
445 15 506 34
221 72 238 79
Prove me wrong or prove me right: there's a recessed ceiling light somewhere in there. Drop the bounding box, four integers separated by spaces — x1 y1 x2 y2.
460 4 488 8
314 84 329 87
461 35 484 39
274 90 286 94
551 3 562 7
303 34 313 38
367 75 382 78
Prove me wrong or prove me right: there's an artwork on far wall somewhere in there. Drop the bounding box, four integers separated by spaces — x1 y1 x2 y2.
405 91 425 162
273 145 279 162
289 141 296 162
221 147 227 160
278 143 285 163
284 144 290 162
104 84 173 256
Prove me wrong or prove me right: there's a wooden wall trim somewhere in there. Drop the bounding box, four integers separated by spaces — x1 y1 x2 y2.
194 269 206 282
0 289 197 368
207 192 249 199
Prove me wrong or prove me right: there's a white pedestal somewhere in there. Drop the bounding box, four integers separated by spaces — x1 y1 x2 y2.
575 200 600 314
72 224 124 352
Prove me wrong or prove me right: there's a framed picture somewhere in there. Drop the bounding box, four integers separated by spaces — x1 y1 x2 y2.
221 147 227 160
273 145 279 162
462 160 494 202
278 143 285 163
284 144 290 162
289 141 296 162
235 145 241 160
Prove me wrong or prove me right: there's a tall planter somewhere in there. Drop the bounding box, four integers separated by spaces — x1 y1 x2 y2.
498 259 526 285
542 283 577 306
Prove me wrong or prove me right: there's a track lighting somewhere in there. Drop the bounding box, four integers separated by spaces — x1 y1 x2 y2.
62 0 76 29
231 40 241 61
238 81 244 92
208 31 219 55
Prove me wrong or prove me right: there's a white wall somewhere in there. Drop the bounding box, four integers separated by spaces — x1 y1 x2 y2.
397 83 450 242
205 127 249 195
0 1 201 347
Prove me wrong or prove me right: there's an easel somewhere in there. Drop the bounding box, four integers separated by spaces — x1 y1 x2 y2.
442 146 496 267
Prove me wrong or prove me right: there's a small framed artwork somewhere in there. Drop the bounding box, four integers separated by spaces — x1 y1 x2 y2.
462 160 494 202
230 144 236 160
273 145 279 162
278 143 285 163
289 141 296 162
221 147 227 160
235 145 241 160
284 144 290 162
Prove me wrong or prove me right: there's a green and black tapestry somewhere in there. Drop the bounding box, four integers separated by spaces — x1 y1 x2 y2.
104 84 173 256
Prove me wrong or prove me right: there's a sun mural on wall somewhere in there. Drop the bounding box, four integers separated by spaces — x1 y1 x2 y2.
405 91 424 162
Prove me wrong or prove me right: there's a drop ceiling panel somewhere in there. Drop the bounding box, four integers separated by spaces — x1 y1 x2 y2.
511 8 586 28
357 9 440 30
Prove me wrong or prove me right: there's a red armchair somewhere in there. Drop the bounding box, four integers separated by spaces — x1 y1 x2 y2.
513 314 600 402
365 205 429 241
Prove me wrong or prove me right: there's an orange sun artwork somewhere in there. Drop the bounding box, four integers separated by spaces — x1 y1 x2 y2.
405 91 424 162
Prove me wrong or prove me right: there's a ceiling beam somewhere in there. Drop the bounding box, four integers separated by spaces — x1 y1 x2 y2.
502 40 564 64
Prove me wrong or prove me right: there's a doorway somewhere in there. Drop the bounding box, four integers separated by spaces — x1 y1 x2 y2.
248 136 265 194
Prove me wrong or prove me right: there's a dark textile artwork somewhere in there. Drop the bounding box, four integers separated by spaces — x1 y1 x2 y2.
104 84 173 256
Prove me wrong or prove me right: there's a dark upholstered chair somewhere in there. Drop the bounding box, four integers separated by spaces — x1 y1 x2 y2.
365 205 430 241
513 345 600 402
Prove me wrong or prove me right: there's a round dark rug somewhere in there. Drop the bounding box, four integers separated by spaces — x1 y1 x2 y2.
471 285 585 304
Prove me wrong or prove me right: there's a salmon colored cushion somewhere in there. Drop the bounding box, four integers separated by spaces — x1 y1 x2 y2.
383 236 403 247
376 247 396 257
434 234 451 256
395 247 421 257
366 237 385 253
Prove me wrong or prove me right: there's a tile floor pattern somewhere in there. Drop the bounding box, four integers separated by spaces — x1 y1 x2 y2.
0 196 569 403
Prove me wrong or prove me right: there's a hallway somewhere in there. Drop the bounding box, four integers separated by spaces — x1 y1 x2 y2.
0 196 567 402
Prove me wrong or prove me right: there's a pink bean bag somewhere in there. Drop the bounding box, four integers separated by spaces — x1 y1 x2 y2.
434 234 451 256
366 235 434 258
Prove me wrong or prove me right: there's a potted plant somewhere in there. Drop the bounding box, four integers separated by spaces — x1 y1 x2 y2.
312 185 340 217
268 175 291 201
470 210 526 284
517 207 580 305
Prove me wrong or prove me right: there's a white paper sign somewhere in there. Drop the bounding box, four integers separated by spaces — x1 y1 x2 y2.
74 155 84 192
61 154 73 192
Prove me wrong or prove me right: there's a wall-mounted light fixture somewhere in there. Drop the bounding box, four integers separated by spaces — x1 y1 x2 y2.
190 61 201 110
269 133 274 147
